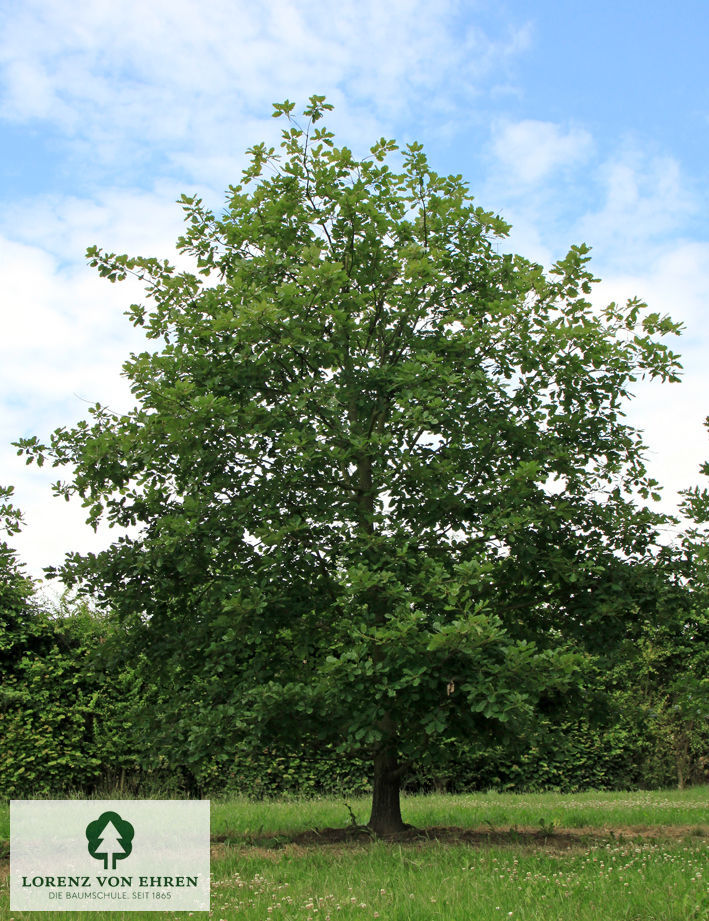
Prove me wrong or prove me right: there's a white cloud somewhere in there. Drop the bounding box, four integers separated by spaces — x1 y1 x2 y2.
573 155 709 513
591 241 709 521
491 119 593 186
483 119 709 528
485 128 698 285
2 183 189 262
577 150 696 270
0 185 191 444
0 187 193 578
481 118 596 268
592 241 709 337
0 0 530 177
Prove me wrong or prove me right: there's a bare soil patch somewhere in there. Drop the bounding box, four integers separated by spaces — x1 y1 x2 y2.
211 822 709 853
2 823 706 876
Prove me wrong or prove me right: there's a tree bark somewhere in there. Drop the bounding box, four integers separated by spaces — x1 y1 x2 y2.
351 433 407 835
368 732 406 835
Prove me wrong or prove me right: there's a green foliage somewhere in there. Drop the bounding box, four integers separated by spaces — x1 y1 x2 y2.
0 492 145 799
1 591 96 796
14 99 687 825
223 742 370 798
0 485 37 669
0 484 23 536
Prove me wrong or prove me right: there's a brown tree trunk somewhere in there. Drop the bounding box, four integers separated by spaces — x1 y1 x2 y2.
368 736 406 835
351 447 407 835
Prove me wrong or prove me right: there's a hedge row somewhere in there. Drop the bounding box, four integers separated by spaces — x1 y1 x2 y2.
2 574 707 799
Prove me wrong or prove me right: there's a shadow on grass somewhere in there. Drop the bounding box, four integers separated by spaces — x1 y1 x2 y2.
210 822 709 852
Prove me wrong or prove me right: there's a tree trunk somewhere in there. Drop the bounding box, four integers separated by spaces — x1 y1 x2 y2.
674 726 689 790
351 447 407 835
368 739 406 835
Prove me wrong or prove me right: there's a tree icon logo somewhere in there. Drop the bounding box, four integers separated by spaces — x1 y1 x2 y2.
85 811 134 870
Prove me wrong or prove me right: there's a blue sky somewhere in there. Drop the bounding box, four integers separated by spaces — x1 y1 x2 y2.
1 0 708 580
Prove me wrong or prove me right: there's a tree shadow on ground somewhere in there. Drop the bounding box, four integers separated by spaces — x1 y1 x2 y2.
210 823 709 854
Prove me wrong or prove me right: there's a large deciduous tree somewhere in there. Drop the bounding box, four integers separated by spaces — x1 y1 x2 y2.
17 98 683 832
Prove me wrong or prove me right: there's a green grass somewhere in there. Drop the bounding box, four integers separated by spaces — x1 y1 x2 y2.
2 789 708 921
208 839 708 921
210 787 709 837
3 787 708 842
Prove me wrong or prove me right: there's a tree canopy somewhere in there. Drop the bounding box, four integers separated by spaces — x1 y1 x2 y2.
17 97 684 832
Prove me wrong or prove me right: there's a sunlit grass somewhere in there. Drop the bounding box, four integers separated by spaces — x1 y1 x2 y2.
207 839 708 921
2 838 707 921
209 787 709 837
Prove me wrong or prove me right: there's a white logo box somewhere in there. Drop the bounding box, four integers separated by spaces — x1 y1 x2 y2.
11 800 210 911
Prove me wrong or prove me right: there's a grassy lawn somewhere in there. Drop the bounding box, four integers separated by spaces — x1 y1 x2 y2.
1 789 707 920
